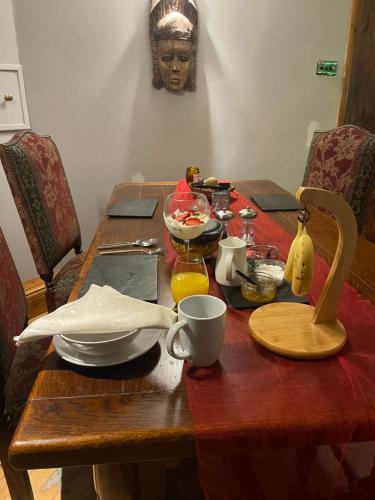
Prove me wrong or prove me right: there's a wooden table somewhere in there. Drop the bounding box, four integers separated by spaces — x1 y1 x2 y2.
10 180 375 470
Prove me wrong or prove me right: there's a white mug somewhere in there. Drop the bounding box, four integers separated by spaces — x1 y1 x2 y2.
166 295 226 367
215 236 247 286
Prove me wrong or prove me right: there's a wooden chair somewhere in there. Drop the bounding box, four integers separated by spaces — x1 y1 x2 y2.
0 130 85 312
0 227 50 500
303 124 375 243
303 125 375 491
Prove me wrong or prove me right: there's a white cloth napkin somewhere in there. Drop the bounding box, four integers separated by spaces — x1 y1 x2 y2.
15 284 177 346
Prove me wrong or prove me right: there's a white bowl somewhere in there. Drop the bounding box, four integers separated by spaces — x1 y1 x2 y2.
60 329 140 357
254 259 285 287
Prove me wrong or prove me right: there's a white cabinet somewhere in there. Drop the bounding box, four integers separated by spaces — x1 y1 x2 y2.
0 64 30 131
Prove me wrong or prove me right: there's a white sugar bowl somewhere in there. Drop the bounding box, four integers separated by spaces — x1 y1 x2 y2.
254 259 285 287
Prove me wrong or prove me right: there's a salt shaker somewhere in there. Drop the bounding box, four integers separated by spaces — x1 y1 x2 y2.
215 208 234 237
239 206 258 246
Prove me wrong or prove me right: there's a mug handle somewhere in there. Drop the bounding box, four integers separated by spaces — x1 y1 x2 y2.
166 319 191 361
225 253 234 282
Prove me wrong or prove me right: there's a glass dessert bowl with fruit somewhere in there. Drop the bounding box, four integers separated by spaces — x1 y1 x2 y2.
164 192 210 251
170 219 224 257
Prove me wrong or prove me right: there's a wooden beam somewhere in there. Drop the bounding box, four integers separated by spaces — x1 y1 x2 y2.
337 0 359 125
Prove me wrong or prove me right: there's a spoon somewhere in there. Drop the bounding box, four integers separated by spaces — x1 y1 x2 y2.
235 269 271 294
236 269 272 283
99 247 162 256
98 238 158 249
236 269 258 286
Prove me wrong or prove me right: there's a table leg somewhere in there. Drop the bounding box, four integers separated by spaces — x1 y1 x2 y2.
93 463 139 500
92 459 204 500
0 425 34 500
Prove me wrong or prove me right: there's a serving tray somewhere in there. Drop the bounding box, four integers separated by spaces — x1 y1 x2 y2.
220 281 309 309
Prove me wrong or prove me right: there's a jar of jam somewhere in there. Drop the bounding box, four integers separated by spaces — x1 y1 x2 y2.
186 166 200 184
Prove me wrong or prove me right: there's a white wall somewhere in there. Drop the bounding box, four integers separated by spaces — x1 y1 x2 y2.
3 0 350 279
0 0 36 279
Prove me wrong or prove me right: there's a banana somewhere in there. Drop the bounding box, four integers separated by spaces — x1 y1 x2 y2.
291 226 314 296
284 220 303 282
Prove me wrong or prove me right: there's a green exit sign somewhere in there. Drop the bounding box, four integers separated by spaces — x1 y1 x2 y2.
316 60 338 76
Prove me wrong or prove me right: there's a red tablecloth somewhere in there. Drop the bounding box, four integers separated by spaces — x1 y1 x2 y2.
166 181 375 500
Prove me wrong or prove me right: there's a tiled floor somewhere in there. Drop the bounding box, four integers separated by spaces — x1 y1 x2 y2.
0 459 205 499
0 465 97 500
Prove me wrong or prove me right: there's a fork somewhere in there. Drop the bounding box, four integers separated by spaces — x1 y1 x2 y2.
99 247 162 256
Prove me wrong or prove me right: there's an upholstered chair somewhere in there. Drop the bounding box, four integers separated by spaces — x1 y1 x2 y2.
303 125 375 242
0 227 50 500
0 131 85 311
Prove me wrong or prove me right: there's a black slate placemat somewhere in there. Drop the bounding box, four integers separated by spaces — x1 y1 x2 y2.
220 281 309 309
250 193 302 211
78 254 158 302
107 198 158 218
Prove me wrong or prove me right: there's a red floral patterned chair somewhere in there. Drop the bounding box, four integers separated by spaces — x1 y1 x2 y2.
0 227 49 500
303 124 375 242
0 131 86 312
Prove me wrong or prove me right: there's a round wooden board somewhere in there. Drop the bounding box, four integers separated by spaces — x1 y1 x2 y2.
248 302 346 359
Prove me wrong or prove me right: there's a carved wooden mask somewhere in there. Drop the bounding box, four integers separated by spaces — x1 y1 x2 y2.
150 0 198 92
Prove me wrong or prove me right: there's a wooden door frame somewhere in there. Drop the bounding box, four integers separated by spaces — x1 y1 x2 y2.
337 0 359 126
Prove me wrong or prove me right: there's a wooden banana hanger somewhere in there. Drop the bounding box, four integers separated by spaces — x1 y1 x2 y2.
248 187 357 359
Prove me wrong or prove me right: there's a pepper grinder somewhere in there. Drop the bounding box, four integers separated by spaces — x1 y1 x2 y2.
239 206 258 246
215 208 234 238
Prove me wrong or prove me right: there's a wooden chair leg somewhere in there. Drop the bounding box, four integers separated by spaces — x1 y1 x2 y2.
0 425 34 500
41 272 57 313
45 283 57 313
93 463 139 500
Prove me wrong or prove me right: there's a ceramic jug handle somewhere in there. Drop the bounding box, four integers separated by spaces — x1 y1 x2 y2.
225 253 234 282
166 320 191 361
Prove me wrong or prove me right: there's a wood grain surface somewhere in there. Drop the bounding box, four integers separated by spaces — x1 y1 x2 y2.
338 0 375 133
10 181 375 470
249 303 347 359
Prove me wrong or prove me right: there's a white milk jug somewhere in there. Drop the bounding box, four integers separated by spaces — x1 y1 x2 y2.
215 236 248 286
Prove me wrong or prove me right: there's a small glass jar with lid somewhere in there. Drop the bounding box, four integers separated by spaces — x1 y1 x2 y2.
186 166 200 184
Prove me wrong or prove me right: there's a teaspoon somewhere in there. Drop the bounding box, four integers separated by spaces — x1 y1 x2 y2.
99 246 162 256
98 238 158 249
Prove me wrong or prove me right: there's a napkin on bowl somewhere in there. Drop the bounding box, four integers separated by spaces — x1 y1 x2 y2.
15 284 177 346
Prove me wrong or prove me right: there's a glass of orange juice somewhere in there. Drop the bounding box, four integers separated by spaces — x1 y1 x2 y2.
171 253 209 304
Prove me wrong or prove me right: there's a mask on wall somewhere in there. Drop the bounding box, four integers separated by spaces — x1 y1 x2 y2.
150 0 198 93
